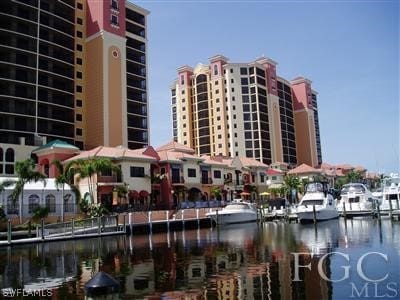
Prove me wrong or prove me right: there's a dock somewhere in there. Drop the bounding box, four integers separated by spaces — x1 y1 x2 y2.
0 208 217 247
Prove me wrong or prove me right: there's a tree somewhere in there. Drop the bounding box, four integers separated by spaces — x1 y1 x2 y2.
52 160 81 222
283 175 301 203
345 170 363 184
211 186 222 200
11 159 46 224
0 179 15 224
68 158 121 205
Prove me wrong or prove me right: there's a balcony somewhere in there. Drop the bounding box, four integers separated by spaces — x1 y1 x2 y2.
171 176 185 184
201 178 213 185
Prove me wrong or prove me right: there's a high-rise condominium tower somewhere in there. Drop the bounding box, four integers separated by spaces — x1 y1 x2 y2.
171 55 322 167
0 0 149 176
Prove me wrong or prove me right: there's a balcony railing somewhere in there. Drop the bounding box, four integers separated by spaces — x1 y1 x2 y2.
171 176 185 184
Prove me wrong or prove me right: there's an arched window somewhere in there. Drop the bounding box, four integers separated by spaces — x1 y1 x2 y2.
213 64 218 76
28 194 40 213
46 194 56 213
7 195 18 215
5 148 14 162
64 193 73 212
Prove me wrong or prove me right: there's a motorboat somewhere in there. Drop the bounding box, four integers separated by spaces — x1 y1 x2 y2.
336 183 377 216
380 174 400 212
296 182 338 223
262 198 295 219
205 200 257 225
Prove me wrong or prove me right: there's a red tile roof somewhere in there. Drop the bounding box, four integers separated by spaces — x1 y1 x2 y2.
287 163 321 175
155 140 195 154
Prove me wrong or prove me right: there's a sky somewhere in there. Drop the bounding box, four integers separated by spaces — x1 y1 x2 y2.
135 0 399 174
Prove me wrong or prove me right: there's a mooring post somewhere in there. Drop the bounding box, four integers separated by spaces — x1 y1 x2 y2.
313 205 317 224
181 209 185 229
196 208 200 228
123 214 126 233
128 212 133 234
148 211 152 233
166 210 170 232
7 219 11 244
98 216 101 235
28 220 31 238
41 219 45 240
376 200 381 220
389 195 393 220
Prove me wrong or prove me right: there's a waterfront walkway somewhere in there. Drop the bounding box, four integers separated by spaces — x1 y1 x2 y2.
0 208 217 247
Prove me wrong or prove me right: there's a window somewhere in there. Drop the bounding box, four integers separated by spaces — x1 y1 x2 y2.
260 174 265 183
213 170 222 179
28 194 40 213
76 128 82 136
7 196 18 214
240 67 247 75
46 194 56 213
76 71 82 79
230 68 233 73
76 31 83 38
111 0 119 10
111 14 119 26
76 99 82 107
64 194 74 212
76 85 82 93
5 148 14 162
5 165 14 174
76 114 82 121
130 166 145 177
76 58 82 65
188 168 196 177
77 18 83 25
77 2 83 9
214 64 218 75
181 75 184 85
76 44 83 51
231 79 234 83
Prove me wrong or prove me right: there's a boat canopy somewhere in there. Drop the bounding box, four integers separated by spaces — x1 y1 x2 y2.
341 184 366 194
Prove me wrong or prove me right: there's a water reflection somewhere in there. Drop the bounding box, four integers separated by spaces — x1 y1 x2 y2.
0 219 399 299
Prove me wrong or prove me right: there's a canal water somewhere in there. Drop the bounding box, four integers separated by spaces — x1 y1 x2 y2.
0 218 399 299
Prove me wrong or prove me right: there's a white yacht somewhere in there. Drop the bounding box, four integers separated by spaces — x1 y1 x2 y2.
336 183 376 216
296 182 339 223
380 174 400 212
205 200 257 225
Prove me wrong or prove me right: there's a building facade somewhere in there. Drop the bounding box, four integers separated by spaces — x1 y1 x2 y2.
171 55 322 167
0 0 149 177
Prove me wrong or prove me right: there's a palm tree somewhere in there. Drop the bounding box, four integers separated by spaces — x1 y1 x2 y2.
283 175 301 203
52 160 81 222
69 158 121 205
11 159 46 224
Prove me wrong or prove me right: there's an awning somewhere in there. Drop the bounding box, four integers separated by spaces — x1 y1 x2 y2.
259 192 270 196
129 190 139 199
139 190 149 198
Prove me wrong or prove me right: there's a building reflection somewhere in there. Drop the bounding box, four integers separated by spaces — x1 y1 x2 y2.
0 219 395 299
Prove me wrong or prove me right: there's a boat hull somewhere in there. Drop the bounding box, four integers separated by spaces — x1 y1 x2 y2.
296 208 338 223
206 211 257 225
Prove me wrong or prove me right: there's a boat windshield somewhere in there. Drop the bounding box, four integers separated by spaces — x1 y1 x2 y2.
384 177 400 187
341 184 366 194
306 183 324 193
301 200 324 206
226 203 252 210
